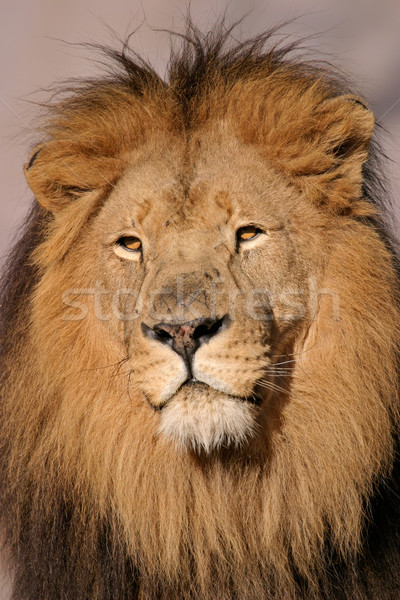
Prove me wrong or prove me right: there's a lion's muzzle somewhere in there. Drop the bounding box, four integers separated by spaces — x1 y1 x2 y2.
141 315 229 370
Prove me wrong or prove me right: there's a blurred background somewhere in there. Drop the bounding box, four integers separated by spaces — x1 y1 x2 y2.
0 0 400 595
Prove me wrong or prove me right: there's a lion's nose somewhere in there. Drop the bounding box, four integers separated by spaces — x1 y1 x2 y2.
141 316 228 362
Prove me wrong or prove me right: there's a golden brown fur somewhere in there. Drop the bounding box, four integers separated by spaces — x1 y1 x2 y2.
1 23 399 600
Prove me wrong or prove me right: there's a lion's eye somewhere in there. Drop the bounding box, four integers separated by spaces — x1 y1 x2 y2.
118 236 142 252
237 226 263 243
114 236 143 260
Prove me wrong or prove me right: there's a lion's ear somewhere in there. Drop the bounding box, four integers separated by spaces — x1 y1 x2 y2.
314 94 374 165
294 94 375 212
24 141 122 212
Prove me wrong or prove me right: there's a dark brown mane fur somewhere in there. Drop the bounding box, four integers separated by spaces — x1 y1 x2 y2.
1 21 400 600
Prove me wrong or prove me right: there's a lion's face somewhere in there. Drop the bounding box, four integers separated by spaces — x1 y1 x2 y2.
67 131 319 452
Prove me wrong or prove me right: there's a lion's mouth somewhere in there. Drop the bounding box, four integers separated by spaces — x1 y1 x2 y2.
149 378 261 411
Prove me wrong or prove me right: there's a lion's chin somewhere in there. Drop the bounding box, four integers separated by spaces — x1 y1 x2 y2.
157 381 259 453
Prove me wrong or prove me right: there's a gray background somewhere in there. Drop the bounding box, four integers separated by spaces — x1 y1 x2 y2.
1 0 400 596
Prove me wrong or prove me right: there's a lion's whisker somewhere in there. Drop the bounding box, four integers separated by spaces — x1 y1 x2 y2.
257 379 288 394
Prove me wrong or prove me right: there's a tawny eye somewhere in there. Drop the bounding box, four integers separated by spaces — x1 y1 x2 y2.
118 236 142 252
237 226 263 243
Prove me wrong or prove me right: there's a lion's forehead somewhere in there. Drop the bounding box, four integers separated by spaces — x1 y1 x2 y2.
99 136 295 233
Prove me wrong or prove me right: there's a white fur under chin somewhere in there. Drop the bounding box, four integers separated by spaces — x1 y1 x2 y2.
158 393 257 453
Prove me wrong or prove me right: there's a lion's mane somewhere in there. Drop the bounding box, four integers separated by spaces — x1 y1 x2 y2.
1 23 400 600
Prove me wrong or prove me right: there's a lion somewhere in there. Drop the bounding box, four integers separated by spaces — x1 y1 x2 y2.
0 22 399 600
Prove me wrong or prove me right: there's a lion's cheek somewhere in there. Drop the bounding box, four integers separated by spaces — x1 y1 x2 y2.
131 348 187 407
193 344 266 398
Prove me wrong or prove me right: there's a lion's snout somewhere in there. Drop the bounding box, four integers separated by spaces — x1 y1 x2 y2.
141 264 231 325
134 266 271 413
